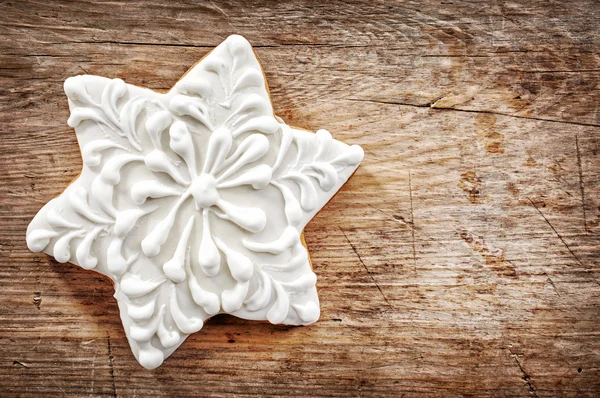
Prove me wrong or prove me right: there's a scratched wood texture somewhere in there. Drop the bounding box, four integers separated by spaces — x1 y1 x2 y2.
1 0 600 396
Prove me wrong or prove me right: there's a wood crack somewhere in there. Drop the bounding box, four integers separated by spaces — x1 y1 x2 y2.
13 360 30 368
63 40 215 49
528 198 600 287
339 226 393 310
408 170 417 269
32 291 41 310
52 40 373 49
517 69 600 73
347 98 433 108
106 333 117 398
575 135 588 232
544 272 561 297
528 198 583 267
369 205 450 250
508 349 540 398
345 98 600 128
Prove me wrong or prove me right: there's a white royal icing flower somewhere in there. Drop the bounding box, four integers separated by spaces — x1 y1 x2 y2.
26 35 364 369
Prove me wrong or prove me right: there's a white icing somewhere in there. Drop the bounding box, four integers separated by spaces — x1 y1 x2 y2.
53 229 86 263
26 35 364 369
75 226 103 269
197 209 221 277
157 311 181 348
120 275 164 298
128 299 156 322
47 208 82 229
82 139 128 167
163 217 194 283
186 252 220 315
107 237 138 276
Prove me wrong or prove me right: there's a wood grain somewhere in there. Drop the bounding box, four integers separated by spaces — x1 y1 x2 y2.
1 0 600 396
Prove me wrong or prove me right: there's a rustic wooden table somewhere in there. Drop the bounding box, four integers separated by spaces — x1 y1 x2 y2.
1 0 600 396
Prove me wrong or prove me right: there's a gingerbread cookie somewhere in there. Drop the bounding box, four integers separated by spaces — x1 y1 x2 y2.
26 35 363 369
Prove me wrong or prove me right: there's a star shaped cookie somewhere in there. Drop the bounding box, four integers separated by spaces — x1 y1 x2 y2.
26 35 364 369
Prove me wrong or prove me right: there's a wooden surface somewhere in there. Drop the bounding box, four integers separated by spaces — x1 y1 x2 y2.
1 0 600 396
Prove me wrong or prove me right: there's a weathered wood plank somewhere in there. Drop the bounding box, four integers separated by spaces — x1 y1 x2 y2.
1 0 600 396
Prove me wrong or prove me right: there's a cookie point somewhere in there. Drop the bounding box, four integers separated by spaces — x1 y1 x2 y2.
351 144 365 162
63 76 81 96
294 301 320 324
225 34 252 55
226 34 249 44
138 347 164 370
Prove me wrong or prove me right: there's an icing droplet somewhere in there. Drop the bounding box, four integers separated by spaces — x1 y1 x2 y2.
215 199 266 233
107 237 139 276
102 78 127 120
91 177 117 218
157 313 181 348
217 134 269 180
120 97 147 146
75 226 103 270
176 79 211 98
69 187 113 224
244 271 271 312
203 127 232 175
305 162 338 191
217 164 272 190
145 110 172 149
114 208 155 237
169 95 213 130
82 139 127 167
127 299 157 322
284 172 317 211
169 285 204 334
281 272 317 292
187 274 220 315
243 226 299 255
129 306 163 342
169 121 197 178
145 150 189 186
330 144 365 171
53 230 86 263
272 181 302 227
131 180 181 205
314 129 333 161
185 246 220 314
221 280 249 313
26 229 59 252
141 193 189 257
163 217 194 283
226 93 270 126
197 210 221 277
214 237 253 283
262 243 309 272
271 123 293 173
46 208 82 229
138 341 165 370
64 76 95 105
231 115 280 138
120 275 164 298
292 301 320 324
267 280 289 324
226 34 250 67
232 68 263 93
100 154 144 185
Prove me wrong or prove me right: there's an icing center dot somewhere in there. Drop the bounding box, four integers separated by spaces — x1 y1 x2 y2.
190 174 220 209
